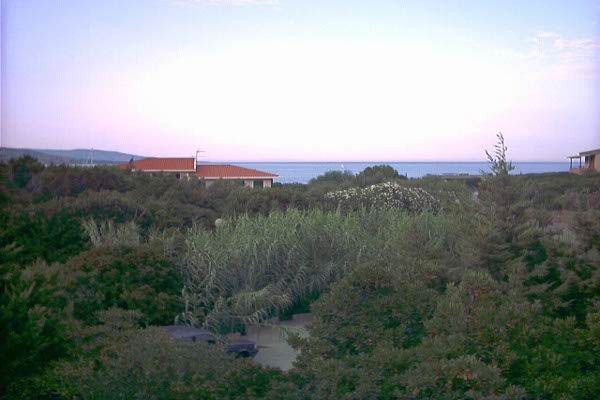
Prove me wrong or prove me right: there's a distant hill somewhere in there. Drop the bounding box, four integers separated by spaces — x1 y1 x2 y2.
0 147 145 165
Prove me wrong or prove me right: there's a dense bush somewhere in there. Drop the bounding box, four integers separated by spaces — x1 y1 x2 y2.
308 170 355 186
0 209 88 265
355 164 405 186
62 245 182 326
6 156 44 189
222 184 316 216
0 261 74 396
30 165 134 198
180 208 481 332
43 309 286 400
325 182 440 213
1 155 599 399
291 267 598 399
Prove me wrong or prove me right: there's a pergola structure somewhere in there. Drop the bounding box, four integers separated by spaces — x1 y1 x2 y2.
568 154 583 170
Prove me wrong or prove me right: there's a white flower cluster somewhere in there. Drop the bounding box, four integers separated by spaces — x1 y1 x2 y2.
325 182 440 213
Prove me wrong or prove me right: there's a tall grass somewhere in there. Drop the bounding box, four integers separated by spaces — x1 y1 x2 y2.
83 219 141 247
179 208 482 332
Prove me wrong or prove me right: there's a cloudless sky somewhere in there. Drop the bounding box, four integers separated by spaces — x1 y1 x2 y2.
1 0 599 161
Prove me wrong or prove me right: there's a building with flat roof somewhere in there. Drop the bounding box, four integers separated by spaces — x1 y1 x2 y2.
568 149 600 174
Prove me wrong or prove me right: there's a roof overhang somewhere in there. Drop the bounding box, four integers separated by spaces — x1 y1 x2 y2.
580 149 600 157
133 169 196 172
198 176 276 180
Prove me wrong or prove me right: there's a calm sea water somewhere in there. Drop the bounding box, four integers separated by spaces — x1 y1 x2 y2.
230 162 570 184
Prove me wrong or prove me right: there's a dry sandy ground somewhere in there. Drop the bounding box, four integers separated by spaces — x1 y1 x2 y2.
243 313 313 371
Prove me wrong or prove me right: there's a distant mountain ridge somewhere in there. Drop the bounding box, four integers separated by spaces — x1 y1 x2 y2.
0 147 146 165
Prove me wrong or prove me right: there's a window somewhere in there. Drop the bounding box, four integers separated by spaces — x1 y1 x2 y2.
253 180 264 188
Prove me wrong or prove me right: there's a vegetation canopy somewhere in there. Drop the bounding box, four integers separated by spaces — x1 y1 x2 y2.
0 149 599 399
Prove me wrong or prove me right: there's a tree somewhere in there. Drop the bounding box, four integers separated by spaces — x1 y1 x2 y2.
8 156 44 189
355 164 405 186
484 132 514 177
291 269 532 399
309 170 355 186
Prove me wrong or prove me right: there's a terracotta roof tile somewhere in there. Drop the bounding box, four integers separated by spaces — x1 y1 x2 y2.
118 158 195 171
196 165 278 179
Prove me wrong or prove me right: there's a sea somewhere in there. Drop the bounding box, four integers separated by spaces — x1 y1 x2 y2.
230 162 571 184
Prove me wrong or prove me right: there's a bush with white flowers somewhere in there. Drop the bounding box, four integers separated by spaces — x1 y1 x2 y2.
325 182 440 213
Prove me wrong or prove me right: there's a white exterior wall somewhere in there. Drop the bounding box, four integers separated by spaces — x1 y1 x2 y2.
201 178 274 188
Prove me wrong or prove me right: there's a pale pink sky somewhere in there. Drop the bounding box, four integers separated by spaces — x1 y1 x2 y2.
1 0 599 161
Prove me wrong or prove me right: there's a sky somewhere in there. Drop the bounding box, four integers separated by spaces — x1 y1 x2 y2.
1 0 599 161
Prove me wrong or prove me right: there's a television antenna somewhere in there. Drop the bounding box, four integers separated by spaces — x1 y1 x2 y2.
195 149 206 167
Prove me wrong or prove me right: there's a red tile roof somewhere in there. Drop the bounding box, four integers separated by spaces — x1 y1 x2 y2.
118 158 196 172
196 165 278 179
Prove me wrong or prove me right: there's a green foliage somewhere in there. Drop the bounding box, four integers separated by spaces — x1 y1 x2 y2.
62 245 182 326
180 208 481 332
48 309 286 400
0 209 89 265
355 164 405 186
82 219 141 248
292 262 436 359
0 261 74 396
7 156 44 188
484 132 514 177
30 165 133 198
506 307 600 399
309 170 355 186
222 184 316 216
325 182 440 213
1 155 599 399
292 269 536 399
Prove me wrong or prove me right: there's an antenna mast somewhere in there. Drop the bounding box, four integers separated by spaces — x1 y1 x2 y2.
195 149 205 168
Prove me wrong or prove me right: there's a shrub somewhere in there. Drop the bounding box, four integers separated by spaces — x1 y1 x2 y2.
30 165 133 198
72 190 152 227
7 156 44 189
0 261 74 397
291 270 532 399
325 182 440 213
222 184 316 217
62 245 182 326
49 309 285 400
180 208 479 332
0 209 88 265
355 164 405 186
308 170 355 186
180 209 368 331
292 262 437 360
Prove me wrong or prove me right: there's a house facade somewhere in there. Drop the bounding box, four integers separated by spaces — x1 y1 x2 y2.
195 165 277 188
568 149 600 174
118 157 278 187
